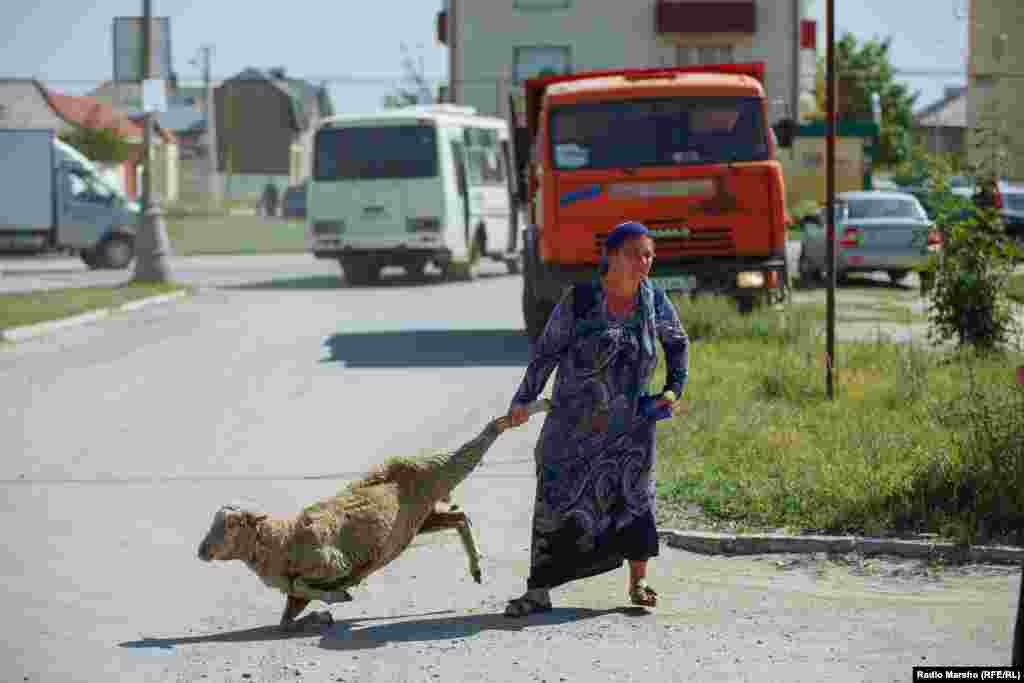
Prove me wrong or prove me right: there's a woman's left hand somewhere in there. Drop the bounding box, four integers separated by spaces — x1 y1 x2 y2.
653 398 686 418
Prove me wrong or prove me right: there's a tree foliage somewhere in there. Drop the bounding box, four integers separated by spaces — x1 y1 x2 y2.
382 44 435 108
58 124 132 163
815 33 918 167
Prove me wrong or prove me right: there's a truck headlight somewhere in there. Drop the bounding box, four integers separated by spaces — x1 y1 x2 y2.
737 271 765 288
407 217 441 232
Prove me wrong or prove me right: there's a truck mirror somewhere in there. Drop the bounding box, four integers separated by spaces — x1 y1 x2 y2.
772 118 796 148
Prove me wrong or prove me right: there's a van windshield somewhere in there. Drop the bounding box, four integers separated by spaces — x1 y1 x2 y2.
549 96 768 171
314 125 438 181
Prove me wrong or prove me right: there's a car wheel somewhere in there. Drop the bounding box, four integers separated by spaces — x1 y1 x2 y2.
887 269 911 284
94 235 134 269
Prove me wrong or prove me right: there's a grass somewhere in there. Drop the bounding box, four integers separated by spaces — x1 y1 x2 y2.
165 215 307 256
0 282 188 331
653 294 1024 546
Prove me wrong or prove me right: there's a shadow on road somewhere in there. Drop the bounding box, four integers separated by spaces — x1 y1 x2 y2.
116 606 642 651
323 329 530 368
226 270 512 291
319 606 644 651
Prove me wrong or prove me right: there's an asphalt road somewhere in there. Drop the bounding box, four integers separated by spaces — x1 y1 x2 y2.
0 252 1018 682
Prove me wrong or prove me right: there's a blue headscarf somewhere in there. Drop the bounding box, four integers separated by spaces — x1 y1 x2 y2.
599 221 651 275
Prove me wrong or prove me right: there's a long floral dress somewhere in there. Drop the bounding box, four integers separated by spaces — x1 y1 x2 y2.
510 279 689 590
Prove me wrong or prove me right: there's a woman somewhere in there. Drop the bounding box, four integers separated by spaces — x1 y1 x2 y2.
503 221 689 617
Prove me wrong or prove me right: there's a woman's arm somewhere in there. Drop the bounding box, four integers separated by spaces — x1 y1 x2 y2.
654 291 689 399
510 289 575 408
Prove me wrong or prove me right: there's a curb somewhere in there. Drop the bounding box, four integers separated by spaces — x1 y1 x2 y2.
657 529 1024 565
0 290 190 343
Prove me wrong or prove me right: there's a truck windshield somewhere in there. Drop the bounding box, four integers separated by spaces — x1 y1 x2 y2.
314 125 438 181
549 96 768 171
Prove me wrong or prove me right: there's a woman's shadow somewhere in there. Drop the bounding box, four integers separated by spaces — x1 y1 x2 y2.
119 605 647 652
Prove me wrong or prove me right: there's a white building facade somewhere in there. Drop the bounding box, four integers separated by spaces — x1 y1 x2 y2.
437 0 815 126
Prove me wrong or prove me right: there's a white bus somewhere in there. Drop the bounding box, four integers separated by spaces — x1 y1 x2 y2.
307 104 521 284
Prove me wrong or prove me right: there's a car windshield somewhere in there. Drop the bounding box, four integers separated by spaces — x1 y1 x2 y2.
549 96 768 171
1004 191 1024 212
314 124 438 181
845 197 922 220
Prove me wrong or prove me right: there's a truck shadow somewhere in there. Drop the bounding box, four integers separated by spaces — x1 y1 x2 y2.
322 329 530 368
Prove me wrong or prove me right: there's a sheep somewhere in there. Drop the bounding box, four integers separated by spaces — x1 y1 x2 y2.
197 400 549 630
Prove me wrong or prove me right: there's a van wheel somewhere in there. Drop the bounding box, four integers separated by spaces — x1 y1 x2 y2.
94 235 135 269
887 269 910 284
80 249 101 269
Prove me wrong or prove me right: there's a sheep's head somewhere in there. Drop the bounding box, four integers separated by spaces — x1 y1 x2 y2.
197 503 267 562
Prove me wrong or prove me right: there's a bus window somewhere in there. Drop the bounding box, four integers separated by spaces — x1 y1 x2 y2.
314 125 438 181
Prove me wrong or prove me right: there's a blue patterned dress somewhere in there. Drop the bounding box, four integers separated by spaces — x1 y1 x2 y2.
510 279 689 590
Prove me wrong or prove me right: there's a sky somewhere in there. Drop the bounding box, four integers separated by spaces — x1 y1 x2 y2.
0 1 968 115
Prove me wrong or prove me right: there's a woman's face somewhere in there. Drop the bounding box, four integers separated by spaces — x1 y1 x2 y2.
607 235 655 286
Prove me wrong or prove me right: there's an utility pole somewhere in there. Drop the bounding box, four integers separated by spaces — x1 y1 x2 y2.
133 0 174 283
825 0 836 399
192 44 221 206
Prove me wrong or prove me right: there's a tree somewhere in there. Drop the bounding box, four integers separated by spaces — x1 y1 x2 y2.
58 124 132 163
382 43 435 108
814 33 918 168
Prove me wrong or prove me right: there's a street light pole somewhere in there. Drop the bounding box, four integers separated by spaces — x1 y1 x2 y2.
133 0 174 283
825 0 836 400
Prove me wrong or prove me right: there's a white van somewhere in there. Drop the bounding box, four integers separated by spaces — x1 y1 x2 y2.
306 105 521 284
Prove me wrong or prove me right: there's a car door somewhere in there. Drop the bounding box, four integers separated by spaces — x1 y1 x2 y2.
58 165 116 249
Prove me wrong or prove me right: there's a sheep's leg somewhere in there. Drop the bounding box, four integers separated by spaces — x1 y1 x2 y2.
280 595 310 629
418 507 482 584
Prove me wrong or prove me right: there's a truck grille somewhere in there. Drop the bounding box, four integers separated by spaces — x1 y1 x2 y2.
596 224 734 256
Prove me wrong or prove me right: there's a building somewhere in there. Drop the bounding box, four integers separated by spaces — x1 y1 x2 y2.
0 79 177 201
214 68 335 200
968 0 1024 181
914 86 967 160
436 0 812 126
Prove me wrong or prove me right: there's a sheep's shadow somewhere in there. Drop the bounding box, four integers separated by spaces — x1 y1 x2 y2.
117 609 457 650
118 606 643 652
319 605 645 651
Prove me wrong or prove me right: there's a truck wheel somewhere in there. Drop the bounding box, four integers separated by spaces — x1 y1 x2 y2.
94 235 135 269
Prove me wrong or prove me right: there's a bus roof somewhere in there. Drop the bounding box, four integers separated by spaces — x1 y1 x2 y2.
317 105 507 131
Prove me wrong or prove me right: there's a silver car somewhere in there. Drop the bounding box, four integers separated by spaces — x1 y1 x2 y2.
798 191 937 285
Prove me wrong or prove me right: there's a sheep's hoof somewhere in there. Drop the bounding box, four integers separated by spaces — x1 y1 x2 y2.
280 610 333 633
472 570 482 584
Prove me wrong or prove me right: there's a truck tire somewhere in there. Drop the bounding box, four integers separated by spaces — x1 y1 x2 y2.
93 235 135 269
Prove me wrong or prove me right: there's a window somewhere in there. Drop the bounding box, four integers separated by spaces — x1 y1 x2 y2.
847 198 923 220
68 169 115 204
314 125 438 181
463 127 506 186
513 46 572 83
549 96 769 170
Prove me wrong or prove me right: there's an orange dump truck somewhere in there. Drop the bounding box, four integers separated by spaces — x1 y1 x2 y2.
513 63 790 342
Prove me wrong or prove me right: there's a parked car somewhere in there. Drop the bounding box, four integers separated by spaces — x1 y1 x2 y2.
951 179 1024 250
282 182 307 219
798 191 940 285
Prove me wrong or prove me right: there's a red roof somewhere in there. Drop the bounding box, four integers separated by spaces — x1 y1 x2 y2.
40 86 175 143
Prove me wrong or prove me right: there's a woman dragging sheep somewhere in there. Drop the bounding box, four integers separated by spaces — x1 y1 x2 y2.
503 221 689 617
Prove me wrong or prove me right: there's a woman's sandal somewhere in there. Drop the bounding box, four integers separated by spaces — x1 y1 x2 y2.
504 595 553 618
629 582 658 608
